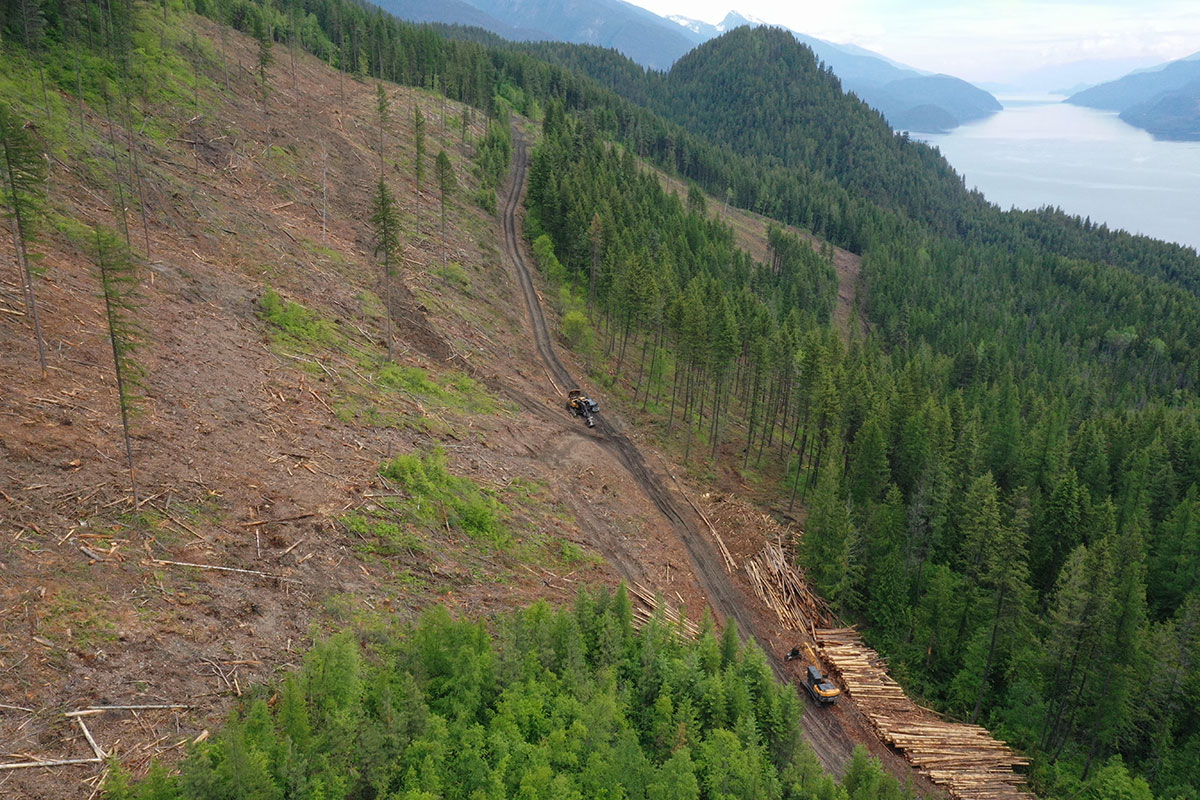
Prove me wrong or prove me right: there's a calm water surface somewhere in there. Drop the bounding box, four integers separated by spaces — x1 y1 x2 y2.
918 95 1200 251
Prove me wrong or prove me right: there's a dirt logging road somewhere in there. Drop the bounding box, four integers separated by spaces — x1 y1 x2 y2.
499 132 914 784
504 136 764 662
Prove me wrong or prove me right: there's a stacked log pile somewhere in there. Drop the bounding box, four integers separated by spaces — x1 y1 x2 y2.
743 541 836 631
815 628 1035 800
690 496 1034 800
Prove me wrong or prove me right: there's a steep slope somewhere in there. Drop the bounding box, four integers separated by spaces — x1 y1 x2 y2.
549 26 1200 286
507 23 1200 799
0 9 1024 799
873 74 1001 131
1068 53 1200 111
664 12 1000 132
7 4 1200 798
1119 79 1200 140
0 15 711 796
461 0 695 69
658 26 981 232
780 32 1000 132
502 130 992 800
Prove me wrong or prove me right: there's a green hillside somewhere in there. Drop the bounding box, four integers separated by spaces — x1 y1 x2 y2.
515 26 1200 800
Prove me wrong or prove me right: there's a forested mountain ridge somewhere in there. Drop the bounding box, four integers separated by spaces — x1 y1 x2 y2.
682 21 1002 134
1067 55 1200 141
372 0 553 42
3 2 1200 800
396 0 698 70
510 26 1200 290
392 0 1001 132
663 11 1001 134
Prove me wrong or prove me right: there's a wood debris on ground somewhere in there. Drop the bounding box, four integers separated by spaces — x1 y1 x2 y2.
815 628 1035 800
722 525 1034 800
743 541 836 632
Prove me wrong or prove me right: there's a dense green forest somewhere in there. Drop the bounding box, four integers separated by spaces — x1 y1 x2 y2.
512 28 1200 294
513 27 1200 800
523 99 1200 800
105 591 914 800
4 1 1200 799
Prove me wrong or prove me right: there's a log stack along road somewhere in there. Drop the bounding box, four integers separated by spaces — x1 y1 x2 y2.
817 629 1035 800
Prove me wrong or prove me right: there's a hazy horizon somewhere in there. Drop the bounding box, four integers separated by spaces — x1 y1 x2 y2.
623 0 1199 84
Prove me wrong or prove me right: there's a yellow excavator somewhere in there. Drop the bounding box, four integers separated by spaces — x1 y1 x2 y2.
786 644 841 705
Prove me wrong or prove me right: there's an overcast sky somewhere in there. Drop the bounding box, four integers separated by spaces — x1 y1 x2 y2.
623 0 1200 84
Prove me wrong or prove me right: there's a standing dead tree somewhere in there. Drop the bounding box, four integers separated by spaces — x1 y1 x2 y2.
376 83 390 171
92 225 145 500
320 140 328 245
435 149 455 276
252 8 274 152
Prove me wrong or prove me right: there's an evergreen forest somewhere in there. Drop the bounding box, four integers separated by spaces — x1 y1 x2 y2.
103 591 915 800
3 1 1199 799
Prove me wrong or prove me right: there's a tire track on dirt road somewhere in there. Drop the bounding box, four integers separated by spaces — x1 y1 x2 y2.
501 132 870 779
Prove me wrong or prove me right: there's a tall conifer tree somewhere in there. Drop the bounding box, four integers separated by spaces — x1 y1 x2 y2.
0 104 48 376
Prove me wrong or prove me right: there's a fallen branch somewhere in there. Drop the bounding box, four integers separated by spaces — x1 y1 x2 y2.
0 757 101 771
543 368 561 396
147 558 301 584
308 389 335 415
79 545 107 562
160 511 207 541
65 704 192 717
239 513 314 527
75 717 105 760
280 537 306 556
0 702 34 712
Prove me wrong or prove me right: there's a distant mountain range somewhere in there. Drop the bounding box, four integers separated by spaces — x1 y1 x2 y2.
986 56 1167 95
373 0 553 42
1066 52 1200 141
382 0 999 133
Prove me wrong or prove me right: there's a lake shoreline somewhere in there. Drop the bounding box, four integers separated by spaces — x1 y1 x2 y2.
915 95 1200 251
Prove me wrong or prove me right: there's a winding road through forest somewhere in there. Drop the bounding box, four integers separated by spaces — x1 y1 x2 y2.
498 132 935 787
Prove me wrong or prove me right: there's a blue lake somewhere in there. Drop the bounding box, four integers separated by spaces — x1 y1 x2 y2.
918 95 1200 252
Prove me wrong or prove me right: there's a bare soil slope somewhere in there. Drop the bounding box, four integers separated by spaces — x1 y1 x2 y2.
0 17 703 797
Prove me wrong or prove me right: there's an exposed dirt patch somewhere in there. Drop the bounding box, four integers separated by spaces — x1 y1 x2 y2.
0 16 682 798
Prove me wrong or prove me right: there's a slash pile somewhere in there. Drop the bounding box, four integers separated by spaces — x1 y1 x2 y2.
743 541 836 633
